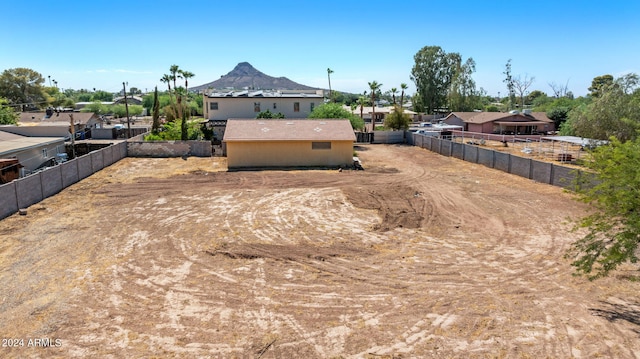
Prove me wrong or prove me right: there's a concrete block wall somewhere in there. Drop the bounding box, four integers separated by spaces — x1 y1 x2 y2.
531 160 553 184
0 182 18 219
15 174 43 209
493 151 510 172
411 135 587 190
127 141 212 157
552 165 579 189
477 147 494 168
41 166 63 198
91 150 105 173
463 145 479 163
510 156 532 179
451 142 464 160
78 155 93 180
440 140 451 157
61 159 79 188
372 131 404 144
0 142 127 220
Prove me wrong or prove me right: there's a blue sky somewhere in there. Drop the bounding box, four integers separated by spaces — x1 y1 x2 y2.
1 1 638 98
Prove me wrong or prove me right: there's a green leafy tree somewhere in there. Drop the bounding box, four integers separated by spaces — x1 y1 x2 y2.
564 73 640 141
567 136 640 279
531 91 553 111
256 109 285 118
308 102 364 130
588 74 614 98
77 93 92 102
111 104 143 118
546 106 570 129
0 67 47 110
448 57 478 111
411 46 471 114
411 93 425 113
152 86 160 134
91 90 113 102
0 98 18 124
384 106 411 130
62 98 75 108
81 101 109 115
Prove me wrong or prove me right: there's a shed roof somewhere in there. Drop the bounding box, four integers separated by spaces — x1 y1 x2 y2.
0 130 65 156
224 119 356 142
19 112 99 125
541 136 608 146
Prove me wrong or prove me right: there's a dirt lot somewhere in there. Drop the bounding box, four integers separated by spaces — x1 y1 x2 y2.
1 144 639 358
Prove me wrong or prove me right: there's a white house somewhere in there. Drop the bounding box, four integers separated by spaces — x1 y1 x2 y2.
203 90 324 121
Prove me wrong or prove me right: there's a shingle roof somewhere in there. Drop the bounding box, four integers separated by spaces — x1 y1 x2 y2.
223 119 356 142
447 111 553 124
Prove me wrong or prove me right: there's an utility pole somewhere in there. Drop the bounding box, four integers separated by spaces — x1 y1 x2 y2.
123 82 131 138
69 113 76 159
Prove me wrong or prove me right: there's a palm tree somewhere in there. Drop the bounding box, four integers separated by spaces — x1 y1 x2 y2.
327 68 334 102
391 87 398 105
357 95 367 122
179 70 195 140
160 74 176 120
368 81 382 131
400 83 408 108
170 65 180 91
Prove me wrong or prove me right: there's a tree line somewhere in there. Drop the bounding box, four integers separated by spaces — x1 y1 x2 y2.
0 67 203 126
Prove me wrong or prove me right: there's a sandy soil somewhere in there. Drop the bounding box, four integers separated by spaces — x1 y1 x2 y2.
1 144 639 358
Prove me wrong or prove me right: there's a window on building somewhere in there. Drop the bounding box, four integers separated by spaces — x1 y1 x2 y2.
310 103 315 112
311 142 331 150
294 102 300 112
210 102 218 110
254 102 261 112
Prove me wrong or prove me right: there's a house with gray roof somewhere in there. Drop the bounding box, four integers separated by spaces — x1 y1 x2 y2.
443 110 555 135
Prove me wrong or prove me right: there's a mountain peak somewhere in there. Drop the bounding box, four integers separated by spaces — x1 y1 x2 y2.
192 62 318 91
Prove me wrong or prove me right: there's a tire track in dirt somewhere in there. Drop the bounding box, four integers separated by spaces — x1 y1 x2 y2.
3 146 640 358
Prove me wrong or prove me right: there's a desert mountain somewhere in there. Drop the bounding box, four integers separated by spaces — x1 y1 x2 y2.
191 62 318 92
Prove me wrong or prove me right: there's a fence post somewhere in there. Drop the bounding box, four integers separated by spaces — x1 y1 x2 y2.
39 172 45 200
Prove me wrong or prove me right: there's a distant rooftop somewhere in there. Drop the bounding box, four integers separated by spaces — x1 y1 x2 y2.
206 89 323 98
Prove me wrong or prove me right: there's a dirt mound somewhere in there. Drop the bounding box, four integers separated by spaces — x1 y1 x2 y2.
343 184 426 231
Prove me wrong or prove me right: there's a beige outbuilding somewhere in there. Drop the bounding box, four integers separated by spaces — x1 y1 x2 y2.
223 119 356 169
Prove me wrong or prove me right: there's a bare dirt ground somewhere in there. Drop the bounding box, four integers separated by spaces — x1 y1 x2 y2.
1 144 639 358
